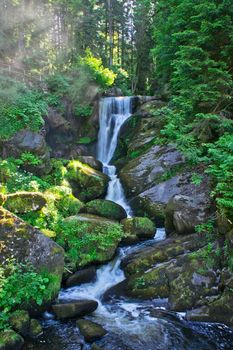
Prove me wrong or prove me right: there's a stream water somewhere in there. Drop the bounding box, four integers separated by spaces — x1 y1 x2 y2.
25 97 233 350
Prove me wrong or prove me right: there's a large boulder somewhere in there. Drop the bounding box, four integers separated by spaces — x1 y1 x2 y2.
0 207 64 308
76 156 102 172
65 160 109 201
52 300 98 319
57 214 123 269
4 192 47 214
84 199 127 221
165 194 214 235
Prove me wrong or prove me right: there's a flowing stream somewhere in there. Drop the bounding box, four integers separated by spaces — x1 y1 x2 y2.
25 97 233 350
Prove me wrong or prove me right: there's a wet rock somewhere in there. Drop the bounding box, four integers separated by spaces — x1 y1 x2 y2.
76 319 107 342
28 319 43 338
9 310 30 337
165 194 214 235
66 267 97 287
84 199 127 221
4 192 47 214
52 300 98 319
76 156 102 171
0 207 64 310
65 160 109 201
121 217 155 245
0 330 24 350
91 344 104 350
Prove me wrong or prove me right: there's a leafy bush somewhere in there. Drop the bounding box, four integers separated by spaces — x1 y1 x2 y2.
0 90 47 140
74 104 93 118
205 133 233 221
0 261 52 330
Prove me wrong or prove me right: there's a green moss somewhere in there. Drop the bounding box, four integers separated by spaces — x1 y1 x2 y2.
4 192 47 214
85 199 126 220
55 216 123 269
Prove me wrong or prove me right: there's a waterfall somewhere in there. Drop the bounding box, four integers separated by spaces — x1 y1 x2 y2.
97 97 133 216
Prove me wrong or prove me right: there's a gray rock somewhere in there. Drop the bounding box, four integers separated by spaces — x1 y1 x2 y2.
76 156 103 171
52 300 98 319
165 194 214 234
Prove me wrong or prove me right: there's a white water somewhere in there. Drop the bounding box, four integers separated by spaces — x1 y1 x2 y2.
97 97 133 217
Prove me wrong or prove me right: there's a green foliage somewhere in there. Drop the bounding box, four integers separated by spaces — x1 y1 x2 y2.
18 152 42 166
205 133 233 220
74 104 93 118
55 218 123 268
0 90 47 140
78 137 93 145
80 50 116 89
191 173 204 186
195 220 215 235
0 260 52 330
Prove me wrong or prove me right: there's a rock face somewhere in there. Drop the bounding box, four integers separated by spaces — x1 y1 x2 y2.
84 199 127 221
0 207 64 307
4 192 47 214
66 160 109 201
76 319 107 342
121 234 222 311
52 300 98 319
76 156 102 172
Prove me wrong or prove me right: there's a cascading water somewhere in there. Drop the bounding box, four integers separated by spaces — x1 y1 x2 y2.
97 97 133 216
25 97 233 350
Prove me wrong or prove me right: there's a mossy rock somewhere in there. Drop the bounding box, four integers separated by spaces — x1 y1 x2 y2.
4 192 47 214
121 217 156 244
9 310 30 337
46 187 84 216
65 160 109 201
0 207 64 311
28 319 43 338
56 214 123 268
76 319 107 342
84 199 127 221
0 330 24 350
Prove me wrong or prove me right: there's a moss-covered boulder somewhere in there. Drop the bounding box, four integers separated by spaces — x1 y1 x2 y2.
121 217 155 245
4 192 47 214
0 207 64 310
9 310 30 337
56 214 123 269
0 330 24 350
66 160 109 201
76 319 107 342
84 199 127 221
